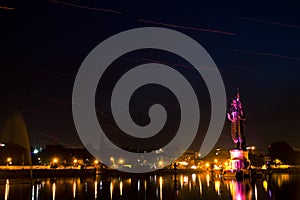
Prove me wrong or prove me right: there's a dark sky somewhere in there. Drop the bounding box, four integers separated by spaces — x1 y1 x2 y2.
1 0 300 153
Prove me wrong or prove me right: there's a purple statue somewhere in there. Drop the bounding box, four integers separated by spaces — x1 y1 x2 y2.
227 90 246 150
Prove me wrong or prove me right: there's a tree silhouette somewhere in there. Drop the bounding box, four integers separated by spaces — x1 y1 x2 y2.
268 141 294 164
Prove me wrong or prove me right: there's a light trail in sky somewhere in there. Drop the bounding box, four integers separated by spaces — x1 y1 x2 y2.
32 93 110 118
32 69 74 77
32 93 69 106
280 97 300 103
0 5 14 10
229 64 264 76
48 1 234 36
141 58 214 71
230 49 300 62
49 0 122 14
234 16 300 29
137 19 235 35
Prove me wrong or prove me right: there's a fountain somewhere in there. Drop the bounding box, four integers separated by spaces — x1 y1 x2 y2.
0 111 33 179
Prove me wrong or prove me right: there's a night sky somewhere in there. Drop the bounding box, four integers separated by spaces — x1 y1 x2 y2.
1 0 300 154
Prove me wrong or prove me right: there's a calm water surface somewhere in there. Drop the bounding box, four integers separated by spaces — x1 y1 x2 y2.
0 172 299 200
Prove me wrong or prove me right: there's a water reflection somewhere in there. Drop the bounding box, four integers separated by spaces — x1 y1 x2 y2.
110 181 113 200
0 172 299 199
94 181 97 199
159 176 163 200
228 179 252 200
119 180 123 196
5 179 9 200
52 182 56 200
73 181 76 199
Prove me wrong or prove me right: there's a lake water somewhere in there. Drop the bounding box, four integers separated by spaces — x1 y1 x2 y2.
0 172 299 199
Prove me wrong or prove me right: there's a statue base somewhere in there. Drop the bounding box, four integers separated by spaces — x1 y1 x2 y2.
223 149 251 179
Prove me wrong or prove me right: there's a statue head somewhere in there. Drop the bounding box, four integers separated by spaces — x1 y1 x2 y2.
232 99 237 106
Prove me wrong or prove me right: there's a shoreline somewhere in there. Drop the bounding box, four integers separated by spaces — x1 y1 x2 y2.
0 166 300 179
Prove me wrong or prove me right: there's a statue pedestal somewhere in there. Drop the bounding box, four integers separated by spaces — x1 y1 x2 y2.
223 149 251 178
229 149 249 170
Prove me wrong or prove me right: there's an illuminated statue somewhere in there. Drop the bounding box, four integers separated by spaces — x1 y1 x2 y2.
227 90 246 150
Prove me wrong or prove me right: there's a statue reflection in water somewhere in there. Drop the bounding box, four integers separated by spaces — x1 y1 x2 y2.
228 179 252 200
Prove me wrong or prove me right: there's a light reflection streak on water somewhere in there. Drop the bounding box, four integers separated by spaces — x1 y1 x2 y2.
110 182 113 200
254 184 257 200
127 178 131 186
144 180 147 192
192 173 196 182
159 177 163 200
73 181 76 199
32 185 34 200
52 183 56 200
229 180 233 196
274 173 290 188
137 179 140 191
262 180 268 192
180 175 183 188
84 182 87 193
198 174 202 196
120 180 123 196
183 176 188 185
5 179 9 200
215 180 220 195
206 173 210 187
94 181 97 199
36 184 41 199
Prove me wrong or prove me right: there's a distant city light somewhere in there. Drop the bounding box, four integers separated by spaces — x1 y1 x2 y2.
178 161 188 166
158 160 164 167
118 159 124 165
0 143 5 147
7 157 12 165
246 146 256 150
33 149 39 154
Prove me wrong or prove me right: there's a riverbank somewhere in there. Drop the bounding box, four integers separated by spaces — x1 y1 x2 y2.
1 166 300 179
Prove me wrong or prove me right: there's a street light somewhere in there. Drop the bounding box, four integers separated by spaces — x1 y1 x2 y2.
158 160 164 168
110 157 115 165
118 159 124 165
7 157 12 166
50 158 59 169
205 163 210 170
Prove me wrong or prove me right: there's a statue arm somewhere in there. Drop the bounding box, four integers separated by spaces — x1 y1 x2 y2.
227 113 233 122
238 110 246 120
